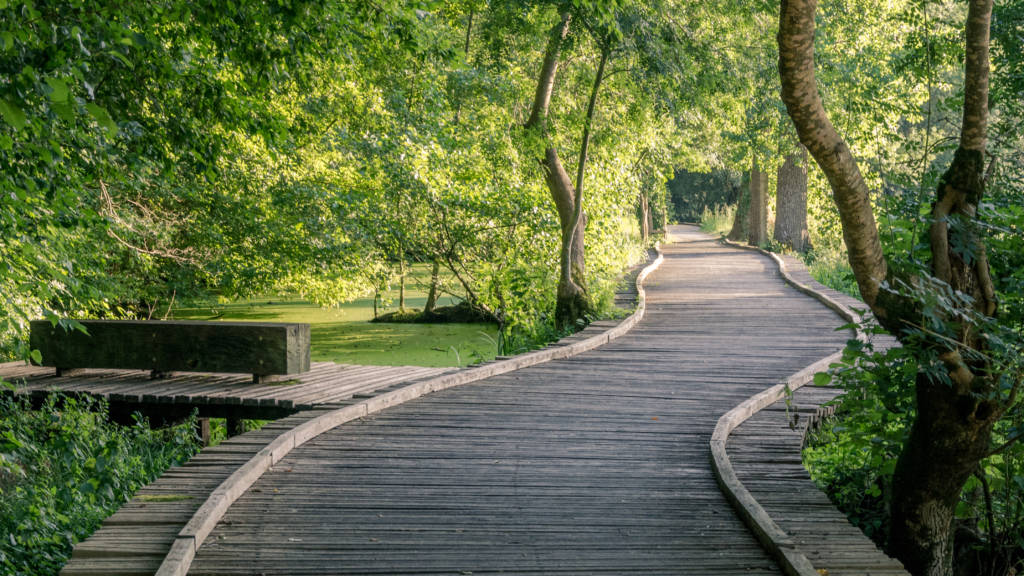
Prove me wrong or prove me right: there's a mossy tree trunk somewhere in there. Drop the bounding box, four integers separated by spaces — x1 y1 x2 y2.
779 1 1004 574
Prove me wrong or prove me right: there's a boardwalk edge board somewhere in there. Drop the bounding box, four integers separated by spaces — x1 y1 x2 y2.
711 238 869 576
153 245 665 576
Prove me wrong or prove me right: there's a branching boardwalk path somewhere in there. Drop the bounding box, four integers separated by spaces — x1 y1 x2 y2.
177 225 856 575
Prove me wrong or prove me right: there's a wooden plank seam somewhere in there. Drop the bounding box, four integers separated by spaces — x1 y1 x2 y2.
710 238 866 576
153 245 665 576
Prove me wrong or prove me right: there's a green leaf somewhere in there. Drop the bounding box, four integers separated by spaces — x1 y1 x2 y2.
45 77 70 103
0 99 26 129
86 103 118 135
30 349 42 364
813 372 832 387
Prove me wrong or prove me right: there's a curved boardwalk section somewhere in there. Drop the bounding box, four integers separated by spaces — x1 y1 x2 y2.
726 255 908 575
187 225 849 575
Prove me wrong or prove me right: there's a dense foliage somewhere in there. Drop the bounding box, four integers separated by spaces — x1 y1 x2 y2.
0 392 198 575
0 0 709 360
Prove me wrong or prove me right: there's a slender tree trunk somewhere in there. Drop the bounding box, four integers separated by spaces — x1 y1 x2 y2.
526 12 601 330
639 191 651 243
424 259 440 313
727 171 751 241
453 9 474 125
774 146 810 252
890 2 999 574
398 257 406 311
748 157 768 246
779 1 1002 575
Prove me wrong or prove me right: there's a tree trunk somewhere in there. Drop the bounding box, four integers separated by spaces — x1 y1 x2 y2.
639 191 651 243
424 259 440 313
398 257 406 311
748 157 768 246
544 147 589 327
526 12 600 330
774 147 810 252
727 171 751 242
889 372 998 576
778 0 887 310
779 1 1002 575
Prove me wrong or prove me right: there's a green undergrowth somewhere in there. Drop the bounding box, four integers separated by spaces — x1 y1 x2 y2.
0 392 198 576
804 323 1024 574
801 247 861 300
699 204 735 237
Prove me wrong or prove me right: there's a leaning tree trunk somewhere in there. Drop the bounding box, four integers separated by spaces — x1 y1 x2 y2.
727 171 751 241
779 1 1003 575
526 12 610 330
774 147 810 252
748 157 768 246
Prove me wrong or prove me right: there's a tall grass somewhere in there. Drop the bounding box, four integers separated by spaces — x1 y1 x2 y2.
804 249 861 300
699 204 735 236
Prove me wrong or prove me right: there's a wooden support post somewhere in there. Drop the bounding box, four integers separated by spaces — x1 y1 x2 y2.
195 418 211 447
227 417 245 438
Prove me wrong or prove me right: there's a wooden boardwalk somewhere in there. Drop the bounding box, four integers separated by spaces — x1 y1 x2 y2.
729 386 908 576
0 361 457 421
725 255 908 576
181 226 855 575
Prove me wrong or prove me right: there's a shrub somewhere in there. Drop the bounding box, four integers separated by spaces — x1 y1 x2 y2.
0 391 198 575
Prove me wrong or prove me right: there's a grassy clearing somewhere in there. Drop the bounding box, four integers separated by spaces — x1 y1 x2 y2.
173 264 499 368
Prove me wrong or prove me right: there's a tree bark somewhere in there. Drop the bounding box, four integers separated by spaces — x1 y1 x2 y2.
727 171 751 242
778 0 887 311
748 157 768 246
774 147 810 252
398 257 406 311
779 1 1002 575
639 191 651 243
424 259 440 313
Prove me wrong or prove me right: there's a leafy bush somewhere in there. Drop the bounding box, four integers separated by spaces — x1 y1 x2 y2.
805 322 1024 573
0 391 199 576
804 329 916 545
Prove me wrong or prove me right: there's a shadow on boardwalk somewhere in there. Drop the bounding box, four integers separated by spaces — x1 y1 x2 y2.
180 225 849 575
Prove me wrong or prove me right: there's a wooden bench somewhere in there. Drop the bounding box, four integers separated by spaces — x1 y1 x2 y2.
29 319 311 384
